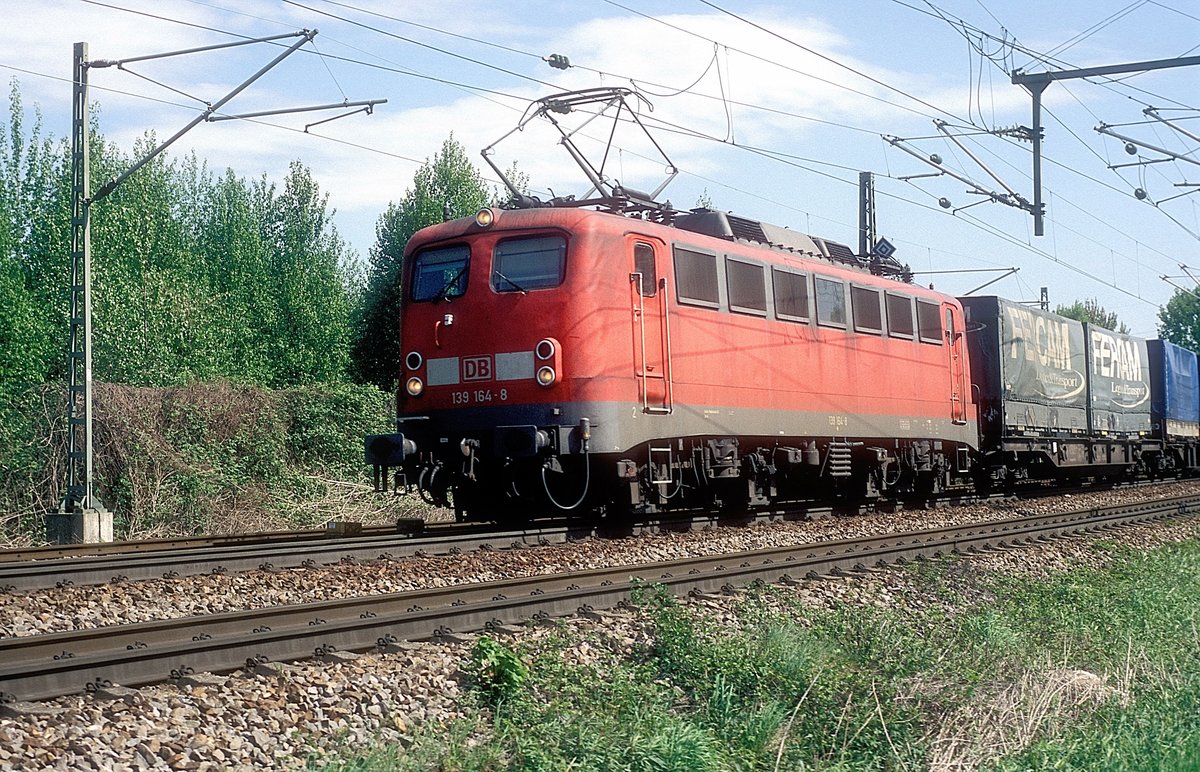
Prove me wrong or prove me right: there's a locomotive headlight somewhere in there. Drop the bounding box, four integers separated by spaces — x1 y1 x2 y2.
405 351 423 371
534 337 561 386
474 207 495 228
405 376 424 397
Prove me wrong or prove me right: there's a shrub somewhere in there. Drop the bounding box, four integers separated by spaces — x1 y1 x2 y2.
467 636 528 706
0 380 407 545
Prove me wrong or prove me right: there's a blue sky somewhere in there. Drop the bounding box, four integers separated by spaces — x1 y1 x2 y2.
4 0 1200 337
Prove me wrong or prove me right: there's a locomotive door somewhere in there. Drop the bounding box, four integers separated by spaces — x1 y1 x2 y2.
630 239 673 414
945 305 967 424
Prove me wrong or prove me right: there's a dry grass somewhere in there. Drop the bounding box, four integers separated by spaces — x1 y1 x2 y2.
205 474 445 535
926 663 1127 770
1 381 430 547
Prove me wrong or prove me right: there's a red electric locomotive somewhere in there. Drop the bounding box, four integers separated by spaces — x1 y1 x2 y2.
359 88 1200 519
367 203 979 518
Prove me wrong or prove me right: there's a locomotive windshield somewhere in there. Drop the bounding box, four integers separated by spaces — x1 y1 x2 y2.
412 245 470 302
492 236 566 292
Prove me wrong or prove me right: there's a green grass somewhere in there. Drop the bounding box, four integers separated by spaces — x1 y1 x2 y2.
327 529 1200 771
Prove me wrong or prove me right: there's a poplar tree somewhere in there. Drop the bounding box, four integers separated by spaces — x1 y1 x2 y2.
0 83 67 387
260 162 354 386
1 81 360 388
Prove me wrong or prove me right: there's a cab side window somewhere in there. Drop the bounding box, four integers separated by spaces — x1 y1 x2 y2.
886 293 915 339
634 243 657 297
674 246 720 308
815 277 847 328
917 300 942 344
726 258 767 316
851 286 882 335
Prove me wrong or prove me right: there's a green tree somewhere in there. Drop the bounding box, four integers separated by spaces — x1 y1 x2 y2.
352 136 491 389
1158 289 1200 350
1 80 362 390
1055 298 1129 333
257 161 355 386
195 167 275 384
0 80 68 386
0 259 48 386
91 133 225 385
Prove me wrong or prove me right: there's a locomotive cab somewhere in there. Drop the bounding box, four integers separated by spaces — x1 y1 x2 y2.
376 207 604 518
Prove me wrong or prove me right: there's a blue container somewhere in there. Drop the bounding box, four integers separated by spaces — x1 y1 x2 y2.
1147 339 1199 438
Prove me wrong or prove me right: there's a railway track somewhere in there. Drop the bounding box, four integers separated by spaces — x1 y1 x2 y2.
2 493 1192 706
0 521 577 593
0 524 404 563
0 480 1152 592
0 497 918 592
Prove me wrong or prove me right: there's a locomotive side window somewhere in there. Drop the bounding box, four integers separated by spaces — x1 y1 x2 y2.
886 293 915 339
411 244 470 302
814 277 847 328
633 243 657 298
917 299 942 344
492 235 566 292
772 268 810 322
726 258 767 316
674 246 720 308
850 286 883 335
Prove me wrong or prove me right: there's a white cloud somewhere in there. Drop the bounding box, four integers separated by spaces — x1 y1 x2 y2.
3 2 1000 221
2 1 1186 337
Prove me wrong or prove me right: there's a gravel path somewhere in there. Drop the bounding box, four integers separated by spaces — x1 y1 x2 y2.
2 482 1199 769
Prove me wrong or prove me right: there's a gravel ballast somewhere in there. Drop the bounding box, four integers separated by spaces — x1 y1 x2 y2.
1 483 1199 769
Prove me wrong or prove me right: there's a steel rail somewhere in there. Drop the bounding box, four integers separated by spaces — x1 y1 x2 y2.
0 498 852 566
0 525 391 562
0 519 494 563
0 523 582 592
2 501 879 591
1 495 1192 705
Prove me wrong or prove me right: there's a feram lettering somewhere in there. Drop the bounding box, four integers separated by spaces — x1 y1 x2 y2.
1006 307 1071 370
1090 330 1142 382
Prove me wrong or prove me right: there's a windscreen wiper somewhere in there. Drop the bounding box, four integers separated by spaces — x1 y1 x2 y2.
492 269 528 295
432 265 468 303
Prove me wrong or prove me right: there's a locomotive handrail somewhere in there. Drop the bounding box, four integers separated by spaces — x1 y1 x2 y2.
659 276 675 414
632 272 674 415
631 270 650 413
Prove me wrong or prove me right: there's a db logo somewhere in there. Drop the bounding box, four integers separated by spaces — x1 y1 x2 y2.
462 356 492 382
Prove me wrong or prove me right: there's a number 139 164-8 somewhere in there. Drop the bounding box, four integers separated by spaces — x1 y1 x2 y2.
451 389 507 405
